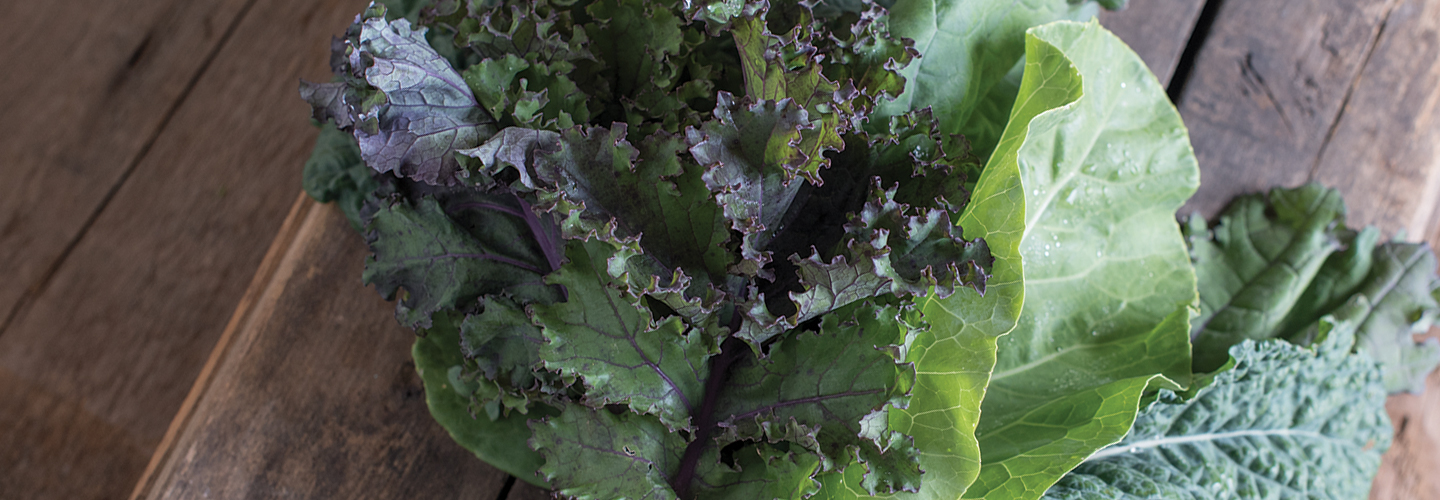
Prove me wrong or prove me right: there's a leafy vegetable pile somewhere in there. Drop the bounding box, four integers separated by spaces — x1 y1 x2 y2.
300 0 1440 498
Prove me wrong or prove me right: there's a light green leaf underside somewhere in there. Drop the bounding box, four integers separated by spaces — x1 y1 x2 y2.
969 20 1200 500
879 0 1099 158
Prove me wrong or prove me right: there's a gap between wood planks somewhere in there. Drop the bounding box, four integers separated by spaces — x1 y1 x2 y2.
0 0 261 341
1306 0 1404 182
1165 0 1225 103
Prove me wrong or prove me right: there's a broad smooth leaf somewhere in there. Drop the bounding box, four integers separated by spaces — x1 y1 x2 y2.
968 21 1199 500
1043 320 1390 500
878 0 1098 158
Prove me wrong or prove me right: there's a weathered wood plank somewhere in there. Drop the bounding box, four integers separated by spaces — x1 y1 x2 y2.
0 0 248 327
1307 0 1440 247
137 202 513 499
1098 0 1208 85
1375 357 1440 500
0 0 371 497
128 193 316 500
509 481 557 500
1175 0 1398 218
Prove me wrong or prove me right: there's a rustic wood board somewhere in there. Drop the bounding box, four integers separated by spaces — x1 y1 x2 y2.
1174 0 1399 219
1098 0 1208 85
0 0 248 328
135 200 514 500
1308 0 1440 245
0 0 373 497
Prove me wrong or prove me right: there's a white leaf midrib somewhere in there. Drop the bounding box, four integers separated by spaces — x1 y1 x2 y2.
1087 428 1332 461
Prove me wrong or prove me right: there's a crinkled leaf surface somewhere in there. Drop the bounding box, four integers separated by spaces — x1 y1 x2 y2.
1185 185 1347 370
879 0 1098 158
532 405 685 500
1043 322 1390 500
1185 184 1440 392
692 444 823 499
809 31 1032 500
362 190 559 328
465 125 735 304
533 239 715 431
351 17 495 185
1344 242 1440 393
968 21 1199 500
714 301 917 492
412 311 557 487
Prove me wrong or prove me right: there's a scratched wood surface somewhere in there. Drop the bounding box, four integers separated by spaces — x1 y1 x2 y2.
0 0 383 497
3 0 1438 498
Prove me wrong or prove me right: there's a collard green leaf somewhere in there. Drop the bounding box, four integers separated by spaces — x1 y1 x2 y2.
350 16 495 185
1185 184 1347 370
1043 323 1390 500
878 0 1098 158
301 124 376 230
968 21 1199 500
362 190 560 328
413 310 557 488
533 239 717 431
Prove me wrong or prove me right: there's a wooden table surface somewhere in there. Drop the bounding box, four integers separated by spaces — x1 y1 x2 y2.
2 0 1437 499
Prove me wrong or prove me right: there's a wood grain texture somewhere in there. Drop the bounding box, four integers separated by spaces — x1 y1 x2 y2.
509 481 558 500
1375 353 1440 500
138 203 512 499
1176 0 1398 218
0 0 371 497
0 0 248 327
1307 0 1440 247
128 193 316 500
1097 0 1208 85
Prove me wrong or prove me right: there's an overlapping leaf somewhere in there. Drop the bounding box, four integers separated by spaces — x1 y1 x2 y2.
362 189 561 328
1185 185 1348 370
1185 184 1440 392
713 301 918 492
533 239 716 431
965 21 1199 500
879 0 1099 158
349 16 496 185
1044 318 1390 500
